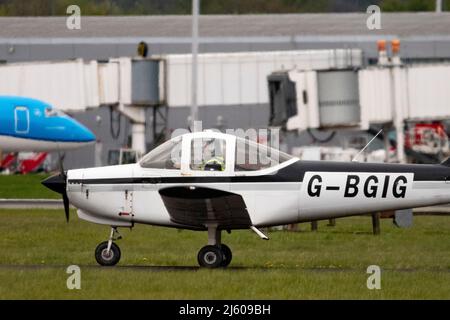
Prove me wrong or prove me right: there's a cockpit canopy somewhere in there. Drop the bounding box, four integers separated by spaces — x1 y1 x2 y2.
140 132 294 174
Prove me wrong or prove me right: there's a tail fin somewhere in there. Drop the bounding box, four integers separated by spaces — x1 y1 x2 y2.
441 157 450 167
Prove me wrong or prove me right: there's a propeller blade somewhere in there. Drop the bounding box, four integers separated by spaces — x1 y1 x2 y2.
58 150 69 222
42 151 70 222
57 150 66 179
62 192 70 223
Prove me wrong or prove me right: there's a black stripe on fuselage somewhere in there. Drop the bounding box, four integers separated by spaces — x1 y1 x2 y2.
67 161 450 185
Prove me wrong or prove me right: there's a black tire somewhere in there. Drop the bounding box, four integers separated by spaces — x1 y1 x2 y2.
220 244 232 267
197 245 223 268
95 241 121 266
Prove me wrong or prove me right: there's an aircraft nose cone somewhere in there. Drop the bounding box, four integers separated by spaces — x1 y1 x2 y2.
79 126 96 142
70 123 95 143
42 173 66 194
64 117 96 143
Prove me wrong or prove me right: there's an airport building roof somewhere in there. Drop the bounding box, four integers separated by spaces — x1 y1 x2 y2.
0 13 448 63
0 13 449 39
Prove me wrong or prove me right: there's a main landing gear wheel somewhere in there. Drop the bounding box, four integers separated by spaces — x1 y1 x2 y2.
95 241 121 266
197 244 233 268
199 225 234 268
197 245 223 268
220 244 232 267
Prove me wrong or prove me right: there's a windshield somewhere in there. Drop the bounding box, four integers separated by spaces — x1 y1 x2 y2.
140 136 182 169
45 107 67 117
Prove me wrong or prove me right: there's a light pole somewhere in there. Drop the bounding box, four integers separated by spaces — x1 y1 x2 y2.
436 0 442 13
191 0 199 131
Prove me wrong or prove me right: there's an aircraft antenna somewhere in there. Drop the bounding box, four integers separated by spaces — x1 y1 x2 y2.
352 129 383 162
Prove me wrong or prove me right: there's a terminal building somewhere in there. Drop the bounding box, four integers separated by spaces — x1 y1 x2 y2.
0 13 449 168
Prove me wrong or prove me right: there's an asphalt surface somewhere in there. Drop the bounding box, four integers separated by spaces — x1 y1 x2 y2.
0 199 68 209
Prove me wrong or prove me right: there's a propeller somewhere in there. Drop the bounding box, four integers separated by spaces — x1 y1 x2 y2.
42 152 70 222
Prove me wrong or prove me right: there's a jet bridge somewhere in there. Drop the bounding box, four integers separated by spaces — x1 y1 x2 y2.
269 40 450 163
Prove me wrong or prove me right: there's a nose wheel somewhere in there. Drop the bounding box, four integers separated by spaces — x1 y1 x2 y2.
95 227 122 266
95 241 121 266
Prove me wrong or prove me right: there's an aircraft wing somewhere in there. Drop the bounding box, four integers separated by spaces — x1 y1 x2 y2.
158 186 252 230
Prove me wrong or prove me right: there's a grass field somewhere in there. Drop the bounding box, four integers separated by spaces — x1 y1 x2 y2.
0 209 450 299
0 174 58 199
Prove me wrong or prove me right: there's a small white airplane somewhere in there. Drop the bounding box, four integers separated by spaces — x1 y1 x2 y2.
42 131 450 268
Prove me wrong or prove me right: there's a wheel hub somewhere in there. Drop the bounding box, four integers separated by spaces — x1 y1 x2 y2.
204 252 217 265
101 249 114 261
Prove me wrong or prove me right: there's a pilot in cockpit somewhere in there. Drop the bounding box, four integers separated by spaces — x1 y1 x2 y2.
202 156 225 171
198 139 226 172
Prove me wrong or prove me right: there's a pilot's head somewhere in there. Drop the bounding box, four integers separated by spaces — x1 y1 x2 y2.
203 157 225 171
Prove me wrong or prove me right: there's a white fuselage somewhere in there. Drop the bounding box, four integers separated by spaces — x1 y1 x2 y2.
66 161 450 229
